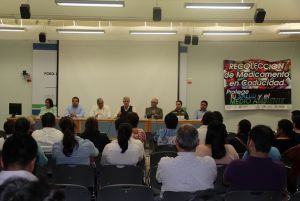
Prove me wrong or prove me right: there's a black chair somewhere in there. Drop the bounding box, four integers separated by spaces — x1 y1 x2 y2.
55 184 91 201
99 165 143 187
163 189 219 201
214 165 228 194
149 151 177 195
97 184 154 201
289 191 300 201
52 164 96 189
225 191 284 201
35 153 55 180
154 144 177 152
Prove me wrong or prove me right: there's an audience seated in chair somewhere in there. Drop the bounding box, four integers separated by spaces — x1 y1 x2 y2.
197 112 216 145
273 119 295 154
126 112 146 144
52 117 99 165
156 124 217 199
101 123 144 166
196 120 239 165
224 125 286 192
0 120 15 150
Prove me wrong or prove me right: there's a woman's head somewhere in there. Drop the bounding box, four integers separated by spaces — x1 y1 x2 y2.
84 117 99 133
126 112 139 128
45 98 54 108
59 117 78 157
117 123 132 153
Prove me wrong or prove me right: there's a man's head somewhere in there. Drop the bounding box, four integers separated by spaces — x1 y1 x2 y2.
238 119 251 134
277 119 293 137
123 96 130 107
291 110 300 123
14 117 30 135
151 98 158 108
176 124 199 152
164 112 178 129
1 135 37 172
4 120 15 135
175 100 182 110
293 115 300 131
247 125 273 156
72 97 79 108
97 98 104 109
41 112 56 128
200 100 208 111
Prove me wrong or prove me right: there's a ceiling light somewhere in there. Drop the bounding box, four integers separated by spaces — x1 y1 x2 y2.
278 30 300 35
56 28 105 34
55 0 125 7
129 30 177 35
185 3 254 10
203 31 252 36
0 27 26 32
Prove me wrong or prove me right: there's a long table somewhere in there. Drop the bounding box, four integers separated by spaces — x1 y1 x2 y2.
9 117 202 137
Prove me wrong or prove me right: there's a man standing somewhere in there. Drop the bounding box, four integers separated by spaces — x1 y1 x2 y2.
224 125 286 192
171 100 189 120
145 98 163 119
156 124 216 197
193 100 208 120
89 98 112 119
0 134 38 185
65 97 85 117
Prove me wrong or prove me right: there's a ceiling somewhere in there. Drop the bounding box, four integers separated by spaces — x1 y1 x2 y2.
0 0 300 42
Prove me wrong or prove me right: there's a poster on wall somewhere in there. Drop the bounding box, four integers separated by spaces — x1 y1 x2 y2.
224 59 291 110
32 43 58 115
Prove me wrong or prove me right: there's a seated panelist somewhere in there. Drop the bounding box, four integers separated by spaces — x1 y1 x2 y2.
114 96 136 119
65 97 85 118
145 98 163 119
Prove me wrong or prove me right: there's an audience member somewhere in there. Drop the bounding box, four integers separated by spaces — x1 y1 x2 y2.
156 124 216 197
227 119 251 154
293 115 300 144
291 110 300 123
101 123 144 166
14 117 48 166
154 112 178 146
197 111 216 145
0 120 15 150
80 117 110 153
114 96 136 119
171 100 189 120
0 135 38 185
89 98 112 119
196 121 239 164
32 112 63 153
193 100 208 121
126 112 146 144
224 125 286 192
273 119 295 154
39 98 57 117
0 178 65 201
52 117 99 165
213 111 223 123
65 96 85 117
145 98 163 119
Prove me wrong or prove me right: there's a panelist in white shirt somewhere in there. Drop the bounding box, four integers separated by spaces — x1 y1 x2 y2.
89 98 112 119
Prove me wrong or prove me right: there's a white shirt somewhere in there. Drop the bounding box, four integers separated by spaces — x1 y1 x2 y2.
89 104 112 119
197 125 208 145
156 152 217 196
101 138 144 166
32 127 63 153
0 170 38 185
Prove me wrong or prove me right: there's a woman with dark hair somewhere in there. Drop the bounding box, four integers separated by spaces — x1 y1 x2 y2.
196 120 239 164
52 117 99 165
39 98 57 117
81 117 110 153
126 112 146 144
273 119 295 154
101 123 144 166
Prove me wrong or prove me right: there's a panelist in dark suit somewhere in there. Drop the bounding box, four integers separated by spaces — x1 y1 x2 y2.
145 98 163 119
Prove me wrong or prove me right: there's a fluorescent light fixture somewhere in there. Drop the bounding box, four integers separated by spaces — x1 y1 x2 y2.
185 2 254 9
56 28 105 34
203 31 252 36
0 27 26 32
55 0 125 7
278 29 300 35
129 30 177 35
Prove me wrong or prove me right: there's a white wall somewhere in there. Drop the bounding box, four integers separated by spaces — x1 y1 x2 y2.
186 41 300 132
58 40 178 118
0 40 33 129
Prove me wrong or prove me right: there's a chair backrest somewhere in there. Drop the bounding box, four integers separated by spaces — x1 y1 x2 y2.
154 144 177 152
163 189 217 201
52 164 96 188
225 191 284 201
150 151 177 167
214 164 228 194
289 191 300 201
55 184 91 201
99 165 143 187
97 184 153 201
